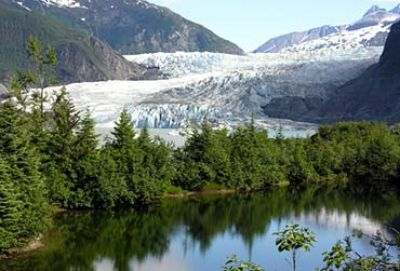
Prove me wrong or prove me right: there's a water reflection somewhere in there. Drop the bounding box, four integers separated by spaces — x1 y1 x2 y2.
2 186 400 271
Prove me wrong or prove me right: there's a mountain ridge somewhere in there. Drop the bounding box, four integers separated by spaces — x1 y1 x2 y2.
0 6 150 83
254 5 400 53
1 0 244 55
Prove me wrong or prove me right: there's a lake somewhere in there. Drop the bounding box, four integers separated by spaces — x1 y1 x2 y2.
2 186 400 271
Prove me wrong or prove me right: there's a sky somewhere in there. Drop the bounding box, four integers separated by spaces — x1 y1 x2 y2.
146 0 400 52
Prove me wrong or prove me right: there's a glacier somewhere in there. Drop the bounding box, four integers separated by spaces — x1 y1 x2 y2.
45 22 389 140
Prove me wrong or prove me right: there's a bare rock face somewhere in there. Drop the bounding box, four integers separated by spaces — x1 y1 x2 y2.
55 36 148 82
312 21 400 123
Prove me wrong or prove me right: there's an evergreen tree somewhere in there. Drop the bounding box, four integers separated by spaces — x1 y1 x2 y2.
230 123 270 189
45 88 80 206
0 101 49 244
70 111 99 208
287 142 318 185
0 160 23 252
26 36 58 123
93 147 130 208
109 108 140 204
112 108 136 150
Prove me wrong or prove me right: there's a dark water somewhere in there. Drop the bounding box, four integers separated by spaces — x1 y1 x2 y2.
2 186 400 271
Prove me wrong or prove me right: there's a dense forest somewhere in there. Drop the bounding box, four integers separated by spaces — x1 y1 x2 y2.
1 38 400 254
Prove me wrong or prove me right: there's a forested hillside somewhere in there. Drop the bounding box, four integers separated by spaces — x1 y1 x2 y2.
0 0 244 55
0 7 147 83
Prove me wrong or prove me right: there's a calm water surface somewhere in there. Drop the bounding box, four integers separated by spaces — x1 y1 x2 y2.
2 187 400 271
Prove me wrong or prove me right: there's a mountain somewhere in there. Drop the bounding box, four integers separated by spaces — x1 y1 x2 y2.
312 21 400 123
0 7 150 83
1 0 244 55
347 8 400 31
253 25 345 53
391 4 400 14
363 5 386 16
254 5 400 53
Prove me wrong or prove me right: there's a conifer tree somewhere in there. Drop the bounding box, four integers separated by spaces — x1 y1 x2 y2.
0 160 23 252
0 101 49 243
135 124 170 203
93 147 130 208
26 36 58 122
45 88 80 205
110 108 140 204
70 111 99 207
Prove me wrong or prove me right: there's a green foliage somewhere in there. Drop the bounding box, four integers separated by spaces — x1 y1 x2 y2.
321 240 351 270
0 6 125 82
222 255 264 271
0 160 23 251
274 224 316 271
274 224 316 253
224 224 400 271
45 88 81 206
319 229 400 271
0 101 50 253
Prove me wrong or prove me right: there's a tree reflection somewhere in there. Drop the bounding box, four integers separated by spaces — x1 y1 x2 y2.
2 186 400 271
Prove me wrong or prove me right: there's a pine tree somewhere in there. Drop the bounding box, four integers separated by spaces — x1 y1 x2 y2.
70 111 99 208
45 87 80 205
0 101 49 244
25 37 58 153
26 36 58 123
112 108 136 149
0 160 23 252
110 108 140 204
93 147 130 208
135 124 171 203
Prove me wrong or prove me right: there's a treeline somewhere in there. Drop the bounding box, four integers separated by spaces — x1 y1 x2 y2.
176 121 400 190
2 38 400 253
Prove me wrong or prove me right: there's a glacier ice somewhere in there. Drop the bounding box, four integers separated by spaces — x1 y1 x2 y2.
45 23 387 135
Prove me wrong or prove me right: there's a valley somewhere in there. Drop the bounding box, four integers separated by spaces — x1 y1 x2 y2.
2 2 400 270
53 20 388 136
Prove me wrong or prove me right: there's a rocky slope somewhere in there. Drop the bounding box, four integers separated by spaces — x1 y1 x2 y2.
0 7 148 83
1 0 243 55
313 21 400 123
254 5 400 53
254 25 345 53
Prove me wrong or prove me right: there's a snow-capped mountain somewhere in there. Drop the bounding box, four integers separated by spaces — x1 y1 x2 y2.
348 8 400 30
254 5 400 53
363 5 386 16
391 4 400 14
253 25 346 53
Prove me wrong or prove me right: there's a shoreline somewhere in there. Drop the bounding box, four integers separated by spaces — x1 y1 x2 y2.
0 183 302 260
0 188 245 259
164 188 237 198
0 235 43 260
